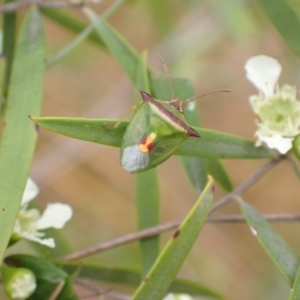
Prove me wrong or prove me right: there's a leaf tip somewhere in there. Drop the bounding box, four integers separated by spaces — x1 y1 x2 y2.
207 175 215 192
28 116 39 131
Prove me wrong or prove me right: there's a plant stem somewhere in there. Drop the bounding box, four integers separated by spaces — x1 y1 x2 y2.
74 278 131 300
210 157 282 213
61 212 300 261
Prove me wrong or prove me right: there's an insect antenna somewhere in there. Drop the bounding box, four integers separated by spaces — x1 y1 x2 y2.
158 56 175 99
183 89 232 107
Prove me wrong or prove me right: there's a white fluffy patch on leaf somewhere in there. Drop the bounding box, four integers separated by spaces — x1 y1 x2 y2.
121 145 149 172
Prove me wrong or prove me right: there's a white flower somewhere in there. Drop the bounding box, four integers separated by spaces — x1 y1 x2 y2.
13 178 73 248
164 294 193 300
245 55 300 154
21 178 39 206
256 134 293 155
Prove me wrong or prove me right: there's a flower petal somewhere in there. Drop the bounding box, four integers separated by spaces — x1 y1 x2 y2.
21 231 55 248
245 55 282 96
21 178 39 206
36 203 73 230
257 134 293 154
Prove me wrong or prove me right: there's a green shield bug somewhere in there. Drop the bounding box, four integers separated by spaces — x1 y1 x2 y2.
119 58 231 173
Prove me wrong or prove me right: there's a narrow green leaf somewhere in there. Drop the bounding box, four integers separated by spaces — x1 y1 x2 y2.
28 280 58 300
0 56 6 111
40 7 105 48
56 276 79 300
2 0 17 111
62 263 141 285
257 0 300 57
207 159 233 192
60 262 222 298
181 144 208 194
135 53 160 276
288 264 300 300
181 157 208 194
46 25 95 68
0 8 45 261
136 170 160 276
5 255 68 283
177 128 273 159
46 0 127 67
238 198 299 285
135 51 150 98
178 83 208 194
30 117 125 147
83 7 141 82
146 0 173 37
30 117 273 159
132 177 214 299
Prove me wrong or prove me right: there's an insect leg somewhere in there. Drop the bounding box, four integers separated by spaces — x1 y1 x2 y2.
103 106 135 129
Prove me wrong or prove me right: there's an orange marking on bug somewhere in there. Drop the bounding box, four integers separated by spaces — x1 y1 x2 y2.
139 132 156 153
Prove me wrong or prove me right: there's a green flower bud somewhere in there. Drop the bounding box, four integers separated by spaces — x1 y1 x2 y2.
1 267 36 300
292 134 300 159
